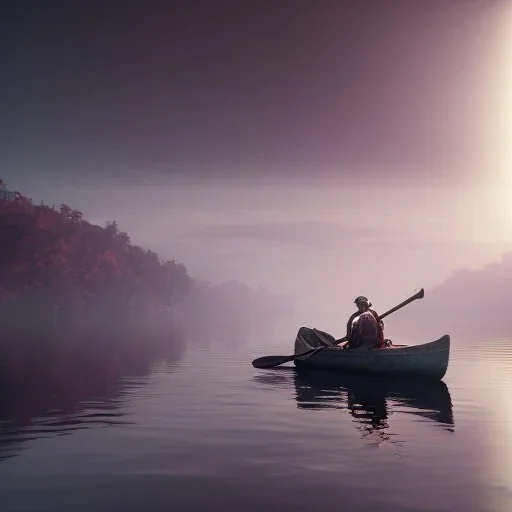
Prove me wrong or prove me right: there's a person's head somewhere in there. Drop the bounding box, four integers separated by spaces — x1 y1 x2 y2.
354 296 371 312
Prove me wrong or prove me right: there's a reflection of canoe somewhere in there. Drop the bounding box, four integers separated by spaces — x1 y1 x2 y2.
293 368 454 429
294 334 450 380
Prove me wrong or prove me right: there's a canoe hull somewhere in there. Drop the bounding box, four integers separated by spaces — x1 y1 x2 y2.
294 335 450 380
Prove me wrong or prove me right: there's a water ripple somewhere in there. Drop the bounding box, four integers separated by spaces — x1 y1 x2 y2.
0 337 511 512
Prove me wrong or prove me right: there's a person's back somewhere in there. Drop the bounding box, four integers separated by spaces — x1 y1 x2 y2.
346 296 384 349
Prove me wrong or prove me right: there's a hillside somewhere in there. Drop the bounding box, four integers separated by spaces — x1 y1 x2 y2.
0 180 293 344
389 252 512 341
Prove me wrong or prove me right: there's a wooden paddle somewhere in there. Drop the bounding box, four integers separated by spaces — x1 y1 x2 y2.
251 288 425 369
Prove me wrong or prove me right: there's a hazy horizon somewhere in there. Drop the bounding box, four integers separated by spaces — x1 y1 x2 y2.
2 172 511 337
3 0 512 334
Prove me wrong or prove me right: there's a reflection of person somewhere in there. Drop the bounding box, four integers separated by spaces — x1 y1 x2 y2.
292 371 390 444
346 388 390 442
345 296 384 349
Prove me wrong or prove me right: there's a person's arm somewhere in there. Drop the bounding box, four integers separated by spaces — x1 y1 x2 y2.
333 316 353 346
371 309 384 329
346 311 359 338
346 313 353 338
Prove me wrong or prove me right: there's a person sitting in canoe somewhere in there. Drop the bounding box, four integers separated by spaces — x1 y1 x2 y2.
345 296 385 349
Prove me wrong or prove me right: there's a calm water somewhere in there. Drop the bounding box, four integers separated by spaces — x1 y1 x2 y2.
1 331 512 512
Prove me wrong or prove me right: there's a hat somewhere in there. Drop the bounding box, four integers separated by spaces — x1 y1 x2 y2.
354 296 369 304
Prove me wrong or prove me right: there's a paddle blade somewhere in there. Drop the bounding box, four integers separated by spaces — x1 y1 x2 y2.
252 354 293 368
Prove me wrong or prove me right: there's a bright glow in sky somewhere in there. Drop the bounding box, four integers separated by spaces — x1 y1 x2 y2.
504 10 512 224
477 4 512 230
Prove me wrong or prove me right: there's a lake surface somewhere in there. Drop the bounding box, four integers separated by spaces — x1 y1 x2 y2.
1 329 512 512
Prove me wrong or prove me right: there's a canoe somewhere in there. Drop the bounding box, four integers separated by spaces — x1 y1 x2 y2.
294 334 450 380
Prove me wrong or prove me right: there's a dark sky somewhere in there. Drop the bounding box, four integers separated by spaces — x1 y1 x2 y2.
2 0 506 183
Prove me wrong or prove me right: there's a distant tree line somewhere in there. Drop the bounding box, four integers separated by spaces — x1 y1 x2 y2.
0 179 294 344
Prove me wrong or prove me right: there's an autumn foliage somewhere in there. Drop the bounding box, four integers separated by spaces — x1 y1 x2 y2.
0 181 192 336
0 180 293 345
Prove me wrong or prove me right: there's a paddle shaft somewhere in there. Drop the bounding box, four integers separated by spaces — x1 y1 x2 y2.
377 287 424 322
251 346 325 368
335 288 424 344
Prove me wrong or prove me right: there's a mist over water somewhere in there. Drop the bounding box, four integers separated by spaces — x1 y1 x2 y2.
6 176 510 336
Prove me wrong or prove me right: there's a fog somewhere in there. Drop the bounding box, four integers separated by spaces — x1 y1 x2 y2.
4 172 510 341
3 0 512 343
392 252 512 342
